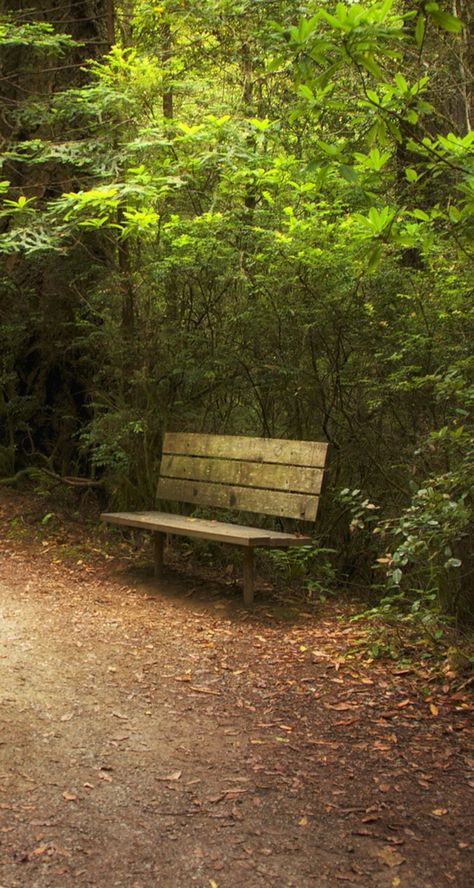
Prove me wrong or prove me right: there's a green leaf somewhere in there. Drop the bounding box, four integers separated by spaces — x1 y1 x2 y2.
367 243 382 272
366 90 380 106
297 84 315 101
411 208 430 221
429 10 463 33
394 73 408 94
340 164 359 183
314 62 340 90
415 14 425 48
404 109 418 125
448 205 461 223
317 140 341 157
360 54 383 80
248 118 273 132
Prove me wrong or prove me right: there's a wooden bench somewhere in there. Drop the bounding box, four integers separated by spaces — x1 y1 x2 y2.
101 432 328 605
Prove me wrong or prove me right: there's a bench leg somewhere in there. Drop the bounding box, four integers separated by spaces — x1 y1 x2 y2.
243 548 254 606
153 532 165 577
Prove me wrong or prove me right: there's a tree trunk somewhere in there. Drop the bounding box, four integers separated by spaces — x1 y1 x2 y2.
161 21 173 123
0 1 114 473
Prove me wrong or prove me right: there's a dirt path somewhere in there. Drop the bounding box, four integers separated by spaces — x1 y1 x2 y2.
0 490 472 887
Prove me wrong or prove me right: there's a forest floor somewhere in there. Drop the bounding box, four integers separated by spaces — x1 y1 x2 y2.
0 487 472 888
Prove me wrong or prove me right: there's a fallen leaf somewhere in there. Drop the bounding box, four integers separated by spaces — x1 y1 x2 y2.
156 771 182 782
326 703 356 712
62 792 77 802
429 703 439 716
376 846 405 868
299 816 308 827
28 844 49 859
431 808 448 817
223 788 247 799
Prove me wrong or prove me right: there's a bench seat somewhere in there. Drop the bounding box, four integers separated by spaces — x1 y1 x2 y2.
101 511 312 548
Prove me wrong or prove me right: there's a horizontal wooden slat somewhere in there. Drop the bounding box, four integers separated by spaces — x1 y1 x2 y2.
101 512 312 548
163 432 327 468
156 477 320 521
160 455 323 495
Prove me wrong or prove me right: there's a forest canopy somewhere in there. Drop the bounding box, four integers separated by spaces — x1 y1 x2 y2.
0 1 472 619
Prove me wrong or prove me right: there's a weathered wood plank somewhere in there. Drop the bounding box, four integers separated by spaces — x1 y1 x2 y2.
243 549 254 606
156 477 320 520
153 532 165 577
163 432 327 468
101 512 312 547
160 454 323 495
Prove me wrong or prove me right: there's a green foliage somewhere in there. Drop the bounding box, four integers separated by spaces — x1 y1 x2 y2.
0 17 79 51
350 585 450 663
379 383 474 615
270 544 338 602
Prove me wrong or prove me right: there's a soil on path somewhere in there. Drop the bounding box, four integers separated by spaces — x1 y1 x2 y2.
0 488 472 888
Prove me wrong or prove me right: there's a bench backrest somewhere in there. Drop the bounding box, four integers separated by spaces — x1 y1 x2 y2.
157 432 328 521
